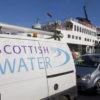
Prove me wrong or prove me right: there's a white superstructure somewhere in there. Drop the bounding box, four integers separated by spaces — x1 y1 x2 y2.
61 19 98 46
59 19 100 54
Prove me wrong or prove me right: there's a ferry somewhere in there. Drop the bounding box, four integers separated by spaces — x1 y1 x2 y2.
40 4 100 54
42 18 100 54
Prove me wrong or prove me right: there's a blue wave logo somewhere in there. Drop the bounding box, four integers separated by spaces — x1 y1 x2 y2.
52 48 70 67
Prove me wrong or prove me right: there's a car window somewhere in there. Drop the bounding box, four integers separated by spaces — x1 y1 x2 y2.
75 55 98 68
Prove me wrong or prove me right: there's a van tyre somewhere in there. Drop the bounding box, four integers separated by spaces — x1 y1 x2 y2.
58 95 69 100
49 95 69 100
95 79 100 94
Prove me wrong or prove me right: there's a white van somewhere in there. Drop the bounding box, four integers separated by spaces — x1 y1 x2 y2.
0 34 77 100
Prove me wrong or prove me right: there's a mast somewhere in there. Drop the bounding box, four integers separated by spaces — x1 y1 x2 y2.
76 0 91 23
83 5 88 20
83 0 90 22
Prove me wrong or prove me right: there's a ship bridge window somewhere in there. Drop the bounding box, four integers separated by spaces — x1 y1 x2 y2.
85 29 87 34
94 32 97 36
89 31 91 35
82 28 84 33
83 28 85 33
80 27 82 32
68 34 71 38
95 41 98 44
72 35 74 39
74 25 76 31
79 37 81 40
87 30 89 35
65 21 73 30
84 28 87 34
87 39 89 41
76 36 78 39
77 26 79 31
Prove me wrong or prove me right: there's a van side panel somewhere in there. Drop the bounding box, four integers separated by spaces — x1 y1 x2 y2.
0 37 48 100
39 41 76 96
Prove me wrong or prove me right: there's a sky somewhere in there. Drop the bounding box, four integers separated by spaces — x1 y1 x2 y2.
0 0 100 27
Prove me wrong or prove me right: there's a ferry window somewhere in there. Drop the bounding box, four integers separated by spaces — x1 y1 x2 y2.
68 34 71 38
88 30 90 35
92 32 93 36
27 34 31 37
91 31 93 35
86 29 88 34
95 40 97 43
66 22 73 30
91 32 93 36
84 29 86 34
89 31 91 35
76 36 78 39
87 30 89 35
90 31 92 35
83 28 85 33
74 25 76 31
87 39 89 41
93 32 95 36
80 27 81 32
82 28 84 33
77 26 79 32
94 32 97 36
79 37 81 40
72 35 74 39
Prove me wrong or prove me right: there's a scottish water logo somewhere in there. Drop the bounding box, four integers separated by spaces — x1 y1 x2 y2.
0 46 70 75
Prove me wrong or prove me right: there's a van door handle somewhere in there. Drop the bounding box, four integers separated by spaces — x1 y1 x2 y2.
54 83 59 90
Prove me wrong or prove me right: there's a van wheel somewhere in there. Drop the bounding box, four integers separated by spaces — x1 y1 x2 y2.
48 95 70 100
95 79 100 94
58 95 69 100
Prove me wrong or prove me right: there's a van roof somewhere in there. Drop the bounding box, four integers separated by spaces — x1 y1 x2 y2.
0 34 66 44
